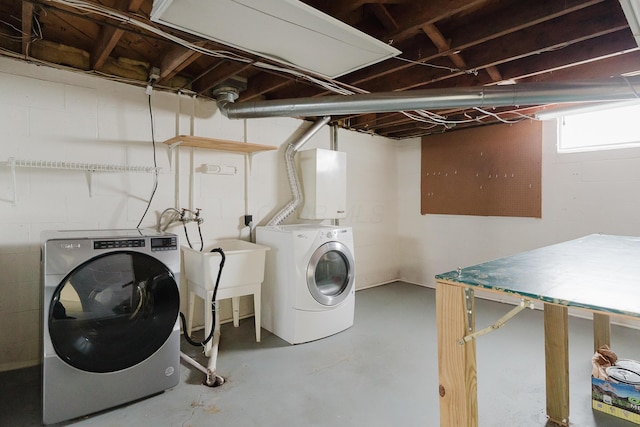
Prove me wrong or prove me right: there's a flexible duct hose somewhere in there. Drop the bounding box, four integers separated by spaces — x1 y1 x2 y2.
266 116 330 226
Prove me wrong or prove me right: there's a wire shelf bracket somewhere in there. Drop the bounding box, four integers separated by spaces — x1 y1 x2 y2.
4 157 162 205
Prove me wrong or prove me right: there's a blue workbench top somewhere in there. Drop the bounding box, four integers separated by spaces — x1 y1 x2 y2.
436 234 640 318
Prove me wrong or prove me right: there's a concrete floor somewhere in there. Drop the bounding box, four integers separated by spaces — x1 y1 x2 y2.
1 281 639 426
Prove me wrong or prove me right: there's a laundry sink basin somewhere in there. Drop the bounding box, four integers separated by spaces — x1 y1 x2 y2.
181 239 270 291
182 239 270 344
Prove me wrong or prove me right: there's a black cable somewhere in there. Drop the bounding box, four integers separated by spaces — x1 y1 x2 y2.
197 221 204 252
136 94 159 229
183 221 193 249
179 248 225 347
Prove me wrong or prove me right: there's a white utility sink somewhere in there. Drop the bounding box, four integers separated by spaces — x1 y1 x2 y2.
182 239 270 350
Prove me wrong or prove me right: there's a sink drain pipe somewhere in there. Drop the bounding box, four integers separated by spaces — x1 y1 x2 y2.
157 208 226 386
178 247 226 387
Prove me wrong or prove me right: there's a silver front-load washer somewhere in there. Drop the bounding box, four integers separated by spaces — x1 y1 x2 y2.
41 229 181 425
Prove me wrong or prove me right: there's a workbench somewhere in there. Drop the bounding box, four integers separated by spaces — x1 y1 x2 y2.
435 234 640 426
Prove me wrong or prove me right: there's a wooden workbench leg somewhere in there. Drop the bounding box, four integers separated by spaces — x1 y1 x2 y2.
436 282 478 427
544 303 570 426
593 313 611 352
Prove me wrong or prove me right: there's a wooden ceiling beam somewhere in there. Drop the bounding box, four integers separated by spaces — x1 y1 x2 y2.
461 2 629 73
239 72 294 102
378 121 432 136
349 113 379 131
91 25 124 70
349 113 411 130
157 41 206 85
421 22 503 83
192 0 607 101
127 0 145 12
358 2 629 92
385 0 488 43
501 36 640 82
193 60 254 95
303 0 406 19
341 0 607 88
21 1 33 56
272 0 604 101
90 0 142 71
444 0 605 57
421 23 466 70
485 65 503 82
369 3 399 31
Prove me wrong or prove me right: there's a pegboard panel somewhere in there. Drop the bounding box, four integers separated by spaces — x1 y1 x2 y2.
421 120 542 217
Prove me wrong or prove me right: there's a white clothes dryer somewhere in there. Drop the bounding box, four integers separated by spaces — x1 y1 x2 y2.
41 229 181 425
256 224 355 344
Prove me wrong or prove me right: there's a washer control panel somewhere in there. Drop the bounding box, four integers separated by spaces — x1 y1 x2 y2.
92 236 177 251
94 239 145 249
150 236 178 251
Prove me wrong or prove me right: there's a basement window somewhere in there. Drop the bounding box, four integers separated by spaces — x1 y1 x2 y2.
557 101 640 153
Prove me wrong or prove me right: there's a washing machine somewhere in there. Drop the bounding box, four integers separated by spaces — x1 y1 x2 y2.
256 224 355 344
41 229 181 425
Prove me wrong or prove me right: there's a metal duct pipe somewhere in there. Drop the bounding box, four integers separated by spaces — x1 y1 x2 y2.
266 116 331 226
215 79 640 119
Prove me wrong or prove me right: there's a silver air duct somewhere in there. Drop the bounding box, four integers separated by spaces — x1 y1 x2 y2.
213 78 638 226
215 79 640 119
266 116 331 226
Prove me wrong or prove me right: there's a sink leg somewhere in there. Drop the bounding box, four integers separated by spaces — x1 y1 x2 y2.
187 291 196 336
232 297 240 327
254 290 261 342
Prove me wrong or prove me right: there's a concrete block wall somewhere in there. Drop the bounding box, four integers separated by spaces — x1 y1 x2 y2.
397 121 640 285
396 120 640 329
5 53 640 371
0 57 398 371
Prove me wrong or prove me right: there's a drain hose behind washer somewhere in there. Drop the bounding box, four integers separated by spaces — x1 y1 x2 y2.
179 247 225 347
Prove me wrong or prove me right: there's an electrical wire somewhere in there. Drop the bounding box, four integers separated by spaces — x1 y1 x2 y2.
38 0 544 133
136 94 158 229
46 0 361 96
0 19 30 38
0 13 42 43
472 107 531 124
394 56 478 76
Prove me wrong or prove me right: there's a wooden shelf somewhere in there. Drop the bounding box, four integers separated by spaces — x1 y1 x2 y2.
163 135 277 153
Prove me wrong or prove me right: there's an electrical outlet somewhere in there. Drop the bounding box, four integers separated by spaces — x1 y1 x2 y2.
244 214 253 227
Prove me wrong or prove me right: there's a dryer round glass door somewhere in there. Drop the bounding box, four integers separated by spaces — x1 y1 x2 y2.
48 251 179 373
306 241 355 306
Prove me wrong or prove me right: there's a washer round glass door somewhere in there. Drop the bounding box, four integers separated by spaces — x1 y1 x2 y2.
306 241 355 306
48 251 179 373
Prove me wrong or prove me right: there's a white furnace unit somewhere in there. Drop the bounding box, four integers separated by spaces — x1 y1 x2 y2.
299 148 347 220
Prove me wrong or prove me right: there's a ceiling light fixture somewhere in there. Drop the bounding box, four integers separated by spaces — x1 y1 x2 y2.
620 0 640 47
150 0 401 79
